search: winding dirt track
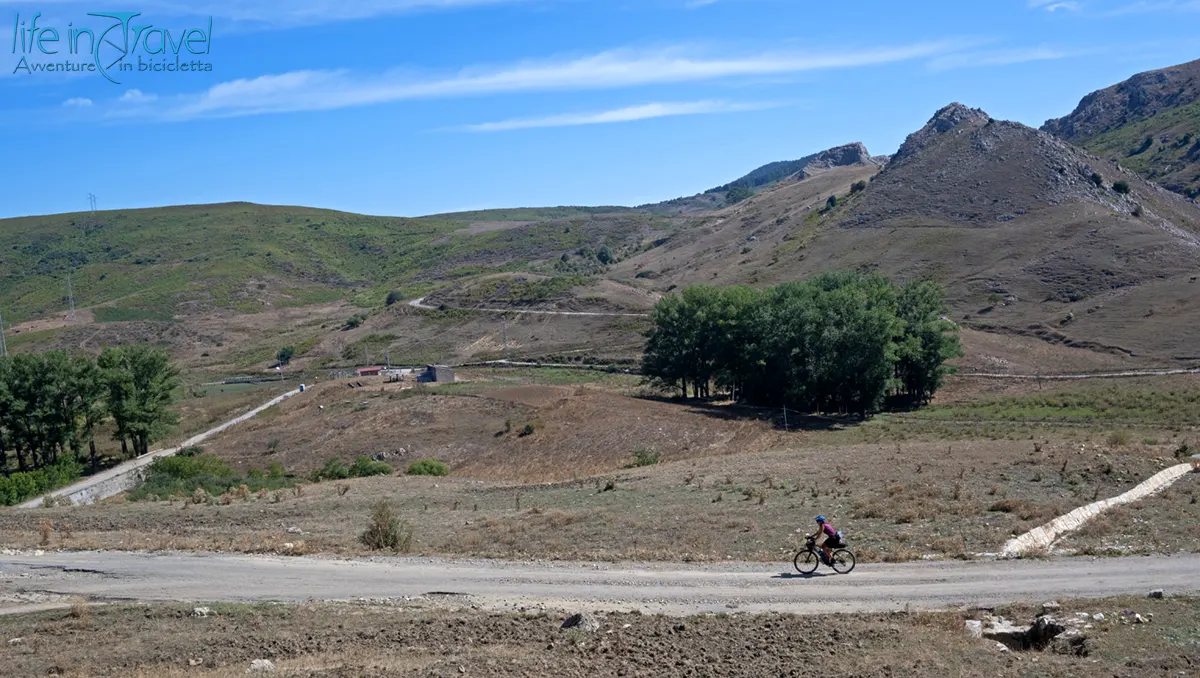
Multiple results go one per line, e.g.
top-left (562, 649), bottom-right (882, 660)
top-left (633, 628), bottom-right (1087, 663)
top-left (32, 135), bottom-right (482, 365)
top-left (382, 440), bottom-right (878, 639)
top-left (3, 550), bottom-right (1198, 616)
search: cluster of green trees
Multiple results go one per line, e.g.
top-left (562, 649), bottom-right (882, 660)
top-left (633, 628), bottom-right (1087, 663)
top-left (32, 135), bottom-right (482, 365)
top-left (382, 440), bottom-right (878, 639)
top-left (641, 271), bottom-right (962, 416)
top-left (0, 346), bottom-right (180, 503)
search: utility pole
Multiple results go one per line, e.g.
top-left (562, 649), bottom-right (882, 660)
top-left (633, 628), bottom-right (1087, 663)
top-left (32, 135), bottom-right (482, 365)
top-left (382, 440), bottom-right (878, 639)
top-left (66, 275), bottom-right (76, 321)
top-left (782, 404), bottom-right (788, 432)
top-left (385, 350), bottom-right (390, 369)
top-left (0, 311), bottom-right (7, 358)
top-left (87, 193), bottom-right (97, 215)
top-left (502, 320), bottom-right (510, 362)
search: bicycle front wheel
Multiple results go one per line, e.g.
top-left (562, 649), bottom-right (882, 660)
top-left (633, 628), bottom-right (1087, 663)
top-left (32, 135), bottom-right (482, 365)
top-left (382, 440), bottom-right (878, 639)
top-left (793, 550), bottom-right (820, 574)
top-left (830, 549), bottom-right (856, 574)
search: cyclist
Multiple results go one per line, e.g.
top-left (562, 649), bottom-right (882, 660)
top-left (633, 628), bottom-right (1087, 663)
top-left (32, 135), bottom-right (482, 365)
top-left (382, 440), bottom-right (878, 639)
top-left (809, 515), bottom-right (844, 563)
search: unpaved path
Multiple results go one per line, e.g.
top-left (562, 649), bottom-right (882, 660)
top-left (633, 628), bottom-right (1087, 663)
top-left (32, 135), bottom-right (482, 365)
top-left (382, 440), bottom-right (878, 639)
top-left (409, 297), bottom-right (649, 318)
top-left (2, 551), bottom-right (1197, 616)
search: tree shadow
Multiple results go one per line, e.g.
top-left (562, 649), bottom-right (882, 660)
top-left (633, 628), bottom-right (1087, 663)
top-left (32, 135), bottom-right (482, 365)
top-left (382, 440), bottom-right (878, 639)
top-left (634, 394), bottom-right (864, 432)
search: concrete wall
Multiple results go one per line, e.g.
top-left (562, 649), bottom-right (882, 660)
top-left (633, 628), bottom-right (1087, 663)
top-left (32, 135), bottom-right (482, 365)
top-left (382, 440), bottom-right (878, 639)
top-left (18, 389), bottom-right (301, 508)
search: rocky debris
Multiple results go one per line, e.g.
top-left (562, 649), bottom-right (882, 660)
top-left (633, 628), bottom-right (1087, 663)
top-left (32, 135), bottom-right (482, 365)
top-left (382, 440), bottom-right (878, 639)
top-left (247, 659), bottom-right (276, 673)
top-left (286, 527), bottom-right (303, 534)
top-left (8, 637), bottom-right (24, 645)
top-left (1149, 589), bottom-right (1165, 599)
top-left (561, 612), bottom-right (601, 633)
top-left (800, 143), bottom-right (882, 178)
top-left (1041, 601), bottom-right (1061, 614)
top-left (972, 612), bottom-right (1091, 655)
top-left (190, 607), bottom-right (212, 618)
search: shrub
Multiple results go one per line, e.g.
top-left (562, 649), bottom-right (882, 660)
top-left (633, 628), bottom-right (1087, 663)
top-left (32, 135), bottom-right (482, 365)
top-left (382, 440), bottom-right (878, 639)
top-left (343, 313), bottom-right (368, 330)
top-left (129, 453), bottom-right (292, 501)
top-left (726, 186), bottom-right (753, 204)
top-left (349, 456), bottom-right (393, 478)
top-left (850, 180), bottom-right (868, 194)
top-left (1112, 180), bottom-right (1131, 195)
top-left (825, 195), bottom-right (838, 210)
top-left (1107, 430), bottom-right (1132, 447)
top-left (0, 459), bottom-right (84, 506)
top-left (627, 446), bottom-right (661, 468)
top-left (359, 501), bottom-right (413, 552)
top-left (385, 290), bottom-right (404, 306)
top-left (321, 458), bottom-right (349, 480)
top-left (1089, 172), bottom-right (1104, 188)
top-left (406, 459), bottom-right (449, 477)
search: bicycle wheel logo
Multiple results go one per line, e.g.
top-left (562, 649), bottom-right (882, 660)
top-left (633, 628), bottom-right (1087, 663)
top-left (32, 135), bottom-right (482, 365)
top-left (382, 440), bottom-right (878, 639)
top-left (89, 12), bottom-right (140, 85)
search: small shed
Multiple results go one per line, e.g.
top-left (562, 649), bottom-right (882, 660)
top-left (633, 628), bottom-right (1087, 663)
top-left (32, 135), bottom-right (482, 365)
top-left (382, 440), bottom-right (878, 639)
top-left (356, 366), bottom-right (383, 377)
top-left (420, 364), bottom-right (455, 383)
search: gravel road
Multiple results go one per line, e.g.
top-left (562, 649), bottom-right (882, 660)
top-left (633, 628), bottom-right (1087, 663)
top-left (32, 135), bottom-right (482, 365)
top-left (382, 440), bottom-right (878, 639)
top-left (3, 550), bottom-right (1198, 616)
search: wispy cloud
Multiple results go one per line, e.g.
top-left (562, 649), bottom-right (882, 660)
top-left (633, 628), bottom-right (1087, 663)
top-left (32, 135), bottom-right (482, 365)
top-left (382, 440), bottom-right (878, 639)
top-left (927, 45), bottom-right (1085, 70)
top-left (1104, 0), bottom-right (1200, 15)
top-left (94, 41), bottom-right (959, 121)
top-left (1027, 0), bottom-right (1083, 10)
top-left (62, 97), bottom-right (93, 107)
top-left (461, 100), bottom-right (776, 132)
top-left (0, 0), bottom-right (531, 27)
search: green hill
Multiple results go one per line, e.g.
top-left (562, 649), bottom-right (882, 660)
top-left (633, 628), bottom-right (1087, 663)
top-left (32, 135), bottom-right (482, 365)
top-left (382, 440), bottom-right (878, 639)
top-left (0, 202), bottom-right (667, 326)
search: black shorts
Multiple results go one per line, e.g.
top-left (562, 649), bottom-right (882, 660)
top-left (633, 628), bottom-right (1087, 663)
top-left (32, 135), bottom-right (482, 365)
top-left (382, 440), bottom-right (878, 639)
top-left (824, 535), bottom-right (844, 549)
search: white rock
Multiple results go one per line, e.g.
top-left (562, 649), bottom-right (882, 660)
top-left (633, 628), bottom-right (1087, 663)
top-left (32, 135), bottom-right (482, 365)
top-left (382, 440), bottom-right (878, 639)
top-left (1133, 614), bottom-right (1148, 624)
top-left (1093, 613), bottom-right (1105, 621)
top-left (8, 638), bottom-right (23, 645)
top-left (965, 620), bottom-right (983, 638)
top-left (1042, 601), bottom-right (1061, 614)
top-left (247, 659), bottom-right (276, 673)
top-left (994, 642), bottom-right (1010, 653)
top-left (286, 527), bottom-right (302, 534)
top-left (191, 607), bottom-right (211, 618)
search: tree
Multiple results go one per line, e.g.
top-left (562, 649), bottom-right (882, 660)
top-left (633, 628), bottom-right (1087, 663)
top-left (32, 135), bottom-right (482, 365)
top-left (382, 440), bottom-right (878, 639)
top-left (726, 186), bottom-right (753, 204)
top-left (894, 280), bottom-right (963, 406)
top-left (98, 346), bottom-right (180, 458)
top-left (1090, 172), bottom-right (1104, 188)
top-left (597, 245), bottom-right (614, 265)
top-left (1112, 180), bottom-right (1131, 195)
top-left (825, 195), bottom-right (838, 210)
top-left (850, 180), bottom-right (868, 194)
top-left (385, 290), bottom-right (403, 306)
top-left (276, 346), bottom-right (296, 365)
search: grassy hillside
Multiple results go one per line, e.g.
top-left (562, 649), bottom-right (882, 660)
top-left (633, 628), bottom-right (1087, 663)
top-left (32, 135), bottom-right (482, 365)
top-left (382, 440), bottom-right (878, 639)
top-left (1073, 100), bottom-right (1200, 198)
top-left (0, 202), bottom-right (670, 326)
top-left (1043, 58), bottom-right (1200, 198)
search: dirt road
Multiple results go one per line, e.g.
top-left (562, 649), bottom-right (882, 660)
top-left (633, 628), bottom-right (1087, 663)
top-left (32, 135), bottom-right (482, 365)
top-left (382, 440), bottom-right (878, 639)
top-left (3, 550), bottom-right (1197, 616)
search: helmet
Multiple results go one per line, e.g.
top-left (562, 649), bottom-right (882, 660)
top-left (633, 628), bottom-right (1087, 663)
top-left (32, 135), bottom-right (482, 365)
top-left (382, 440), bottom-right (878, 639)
top-left (815, 515), bottom-right (826, 523)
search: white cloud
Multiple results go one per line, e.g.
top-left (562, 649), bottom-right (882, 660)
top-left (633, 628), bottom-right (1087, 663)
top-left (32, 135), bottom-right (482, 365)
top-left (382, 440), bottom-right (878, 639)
top-left (124, 41), bottom-right (962, 120)
top-left (461, 100), bottom-right (776, 132)
top-left (1028, 0), bottom-right (1083, 10)
top-left (62, 97), bottom-right (93, 107)
top-left (927, 46), bottom-right (1084, 70)
top-left (119, 89), bottom-right (158, 103)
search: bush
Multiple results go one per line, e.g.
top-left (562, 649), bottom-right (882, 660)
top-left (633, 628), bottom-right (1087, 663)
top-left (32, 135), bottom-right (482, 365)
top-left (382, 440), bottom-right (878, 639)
top-left (850, 180), bottom-right (868, 194)
top-left (406, 459), bottom-right (449, 477)
top-left (0, 459), bottom-right (84, 506)
top-left (321, 458), bottom-right (349, 480)
top-left (825, 195), bottom-right (838, 210)
top-left (1090, 172), bottom-right (1104, 188)
top-left (385, 290), bottom-right (404, 306)
top-left (343, 313), bottom-right (368, 330)
top-left (1107, 430), bottom-right (1132, 447)
top-left (627, 446), bottom-right (661, 468)
top-left (726, 186), bottom-right (753, 204)
top-left (128, 453), bottom-right (291, 501)
top-left (349, 456), bottom-right (393, 478)
top-left (359, 501), bottom-right (413, 552)
top-left (1112, 180), bottom-right (1131, 195)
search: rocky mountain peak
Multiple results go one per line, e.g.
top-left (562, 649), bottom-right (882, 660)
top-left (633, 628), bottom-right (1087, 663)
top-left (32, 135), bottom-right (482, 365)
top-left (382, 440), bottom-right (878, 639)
top-left (800, 142), bottom-right (880, 177)
top-left (890, 103), bottom-right (992, 166)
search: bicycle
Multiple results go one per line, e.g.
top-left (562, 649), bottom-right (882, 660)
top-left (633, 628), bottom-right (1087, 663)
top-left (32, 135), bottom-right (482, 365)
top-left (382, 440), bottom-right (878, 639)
top-left (793, 536), bottom-right (856, 574)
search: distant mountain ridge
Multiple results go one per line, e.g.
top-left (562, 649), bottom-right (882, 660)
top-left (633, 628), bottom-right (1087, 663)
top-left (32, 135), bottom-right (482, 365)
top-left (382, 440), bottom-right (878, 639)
top-left (1042, 58), bottom-right (1200, 199)
top-left (641, 142), bottom-right (884, 215)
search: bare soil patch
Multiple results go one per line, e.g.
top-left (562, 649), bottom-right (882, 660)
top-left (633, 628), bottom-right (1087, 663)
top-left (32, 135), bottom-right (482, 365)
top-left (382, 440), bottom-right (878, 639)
top-left (1, 597), bottom-right (1196, 677)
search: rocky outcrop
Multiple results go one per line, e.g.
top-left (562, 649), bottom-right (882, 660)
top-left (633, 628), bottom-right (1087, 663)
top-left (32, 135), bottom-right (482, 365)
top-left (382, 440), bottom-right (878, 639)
top-left (1042, 58), bottom-right (1200, 141)
top-left (800, 142), bottom-right (882, 177)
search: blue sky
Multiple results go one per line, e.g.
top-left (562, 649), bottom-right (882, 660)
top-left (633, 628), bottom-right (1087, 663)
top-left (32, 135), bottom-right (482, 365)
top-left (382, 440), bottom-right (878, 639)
top-left (1, 0), bottom-right (1199, 219)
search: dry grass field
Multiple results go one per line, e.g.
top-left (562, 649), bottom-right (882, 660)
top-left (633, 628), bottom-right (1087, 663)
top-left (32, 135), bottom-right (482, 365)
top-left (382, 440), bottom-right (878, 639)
top-left (1, 596), bottom-right (1197, 677)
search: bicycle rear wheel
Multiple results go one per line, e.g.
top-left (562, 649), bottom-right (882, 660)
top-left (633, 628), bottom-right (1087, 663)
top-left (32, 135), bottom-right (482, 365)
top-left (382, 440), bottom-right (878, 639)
top-left (793, 550), bottom-right (819, 574)
top-left (830, 549), bottom-right (856, 574)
